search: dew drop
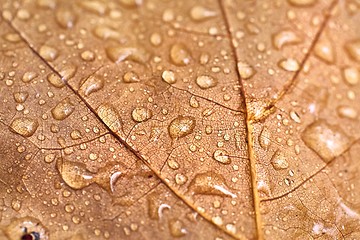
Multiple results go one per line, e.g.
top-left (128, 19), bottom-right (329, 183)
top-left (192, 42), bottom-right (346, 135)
top-left (11, 199), bottom-right (21, 211)
top-left (13, 91), bottom-right (29, 103)
top-left (56, 8), bottom-right (77, 28)
top-left (80, 50), bottom-right (96, 61)
top-left (2, 33), bottom-right (21, 43)
top-left (287, 0), bottom-right (318, 6)
top-left (39, 45), bottom-right (58, 61)
top-left (47, 73), bottom-right (65, 88)
top-left (345, 39), bottom-right (360, 62)
top-left (10, 117), bottom-right (39, 137)
top-left (22, 72), bottom-right (38, 83)
top-left (170, 43), bottom-right (192, 66)
top-left (175, 173), bottom-right (188, 185)
top-left (290, 110), bottom-right (301, 123)
top-left (237, 61), bottom-right (256, 79)
top-left (57, 158), bottom-right (94, 189)
top-left (342, 67), bottom-right (359, 86)
top-left (70, 130), bottom-right (82, 140)
top-left (190, 6), bottom-right (216, 21)
top-left (59, 65), bottom-right (77, 81)
top-left (79, 1), bottom-right (107, 15)
top-left (150, 33), bottom-right (162, 46)
top-left (131, 107), bottom-right (152, 122)
top-left (195, 75), bottom-right (218, 89)
top-left (337, 106), bottom-right (358, 120)
top-left (118, 0), bottom-right (143, 8)
top-left (272, 30), bottom-right (302, 49)
top-left (106, 46), bottom-right (150, 64)
top-left (301, 120), bottom-right (352, 162)
top-left (97, 104), bottom-right (123, 133)
top-left (213, 149), bottom-right (231, 164)
top-left (168, 116), bottom-right (196, 139)
top-left (189, 96), bottom-right (199, 108)
top-left (168, 219), bottom-right (187, 237)
top-left (259, 126), bottom-right (271, 149)
top-left (123, 71), bottom-right (140, 83)
top-left (314, 38), bottom-right (335, 64)
top-left (51, 98), bottom-right (75, 120)
top-left (44, 153), bottom-right (56, 163)
top-left (278, 58), bottom-right (300, 72)
top-left (270, 151), bottom-right (289, 170)
top-left (37, 0), bottom-right (56, 9)
top-left (188, 171), bottom-right (236, 198)
top-left (79, 75), bottom-right (104, 96)
top-left (162, 70), bottom-right (176, 84)
top-left (93, 26), bottom-right (122, 40)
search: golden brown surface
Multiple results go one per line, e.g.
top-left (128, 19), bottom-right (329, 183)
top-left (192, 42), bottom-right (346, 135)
top-left (0, 0), bottom-right (359, 239)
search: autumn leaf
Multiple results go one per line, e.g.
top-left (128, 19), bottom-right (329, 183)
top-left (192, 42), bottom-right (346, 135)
top-left (0, 0), bottom-right (359, 239)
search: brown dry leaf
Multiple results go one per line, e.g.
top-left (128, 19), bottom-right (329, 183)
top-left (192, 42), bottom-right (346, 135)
top-left (0, 0), bottom-right (359, 239)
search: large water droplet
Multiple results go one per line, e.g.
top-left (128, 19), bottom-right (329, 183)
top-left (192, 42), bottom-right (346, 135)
top-left (59, 65), bottom-right (77, 81)
top-left (314, 37), bottom-right (335, 64)
top-left (168, 116), bottom-right (196, 139)
top-left (57, 158), bottom-right (94, 189)
top-left (272, 30), bottom-right (302, 49)
top-left (10, 117), bottom-right (39, 137)
top-left (79, 1), bottom-right (107, 15)
top-left (237, 61), bottom-right (256, 79)
top-left (190, 6), bottom-right (216, 21)
top-left (97, 104), bottom-right (123, 133)
top-left (170, 43), bottom-right (192, 66)
top-left (131, 107), bottom-right (152, 122)
top-left (301, 120), bottom-right (352, 162)
top-left (337, 106), bottom-right (358, 120)
top-left (213, 149), bottom-right (231, 164)
top-left (270, 151), bottom-right (289, 170)
top-left (13, 91), bottom-right (29, 103)
top-left (51, 98), bottom-right (75, 120)
top-left (22, 72), bottom-right (38, 83)
top-left (39, 45), bottom-right (58, 61)
top-left (345, 39), bottom-right (360, 62)
top-left (56, 8), bottom-right (77, 28)
top-left (79, 75), bottom-right (104, 96)
top-left (106, 46), bottom-right (150, 64)
top-left (47, 73), bottom-right (65, 88)
top-left (188, 172), bottom-right (236, 198)
top-left (278, 58), bottom-right (300, 72)
top-left (287, 0), bottom-right (318, 6)
top-left (342, 66), bottom-right (359, 86)
top-left (162, 70), bottom-right (176, 84)
top-left (195, 75), bottom-right (218, 89)
top-left (93, 26), bottom-right (122, 40)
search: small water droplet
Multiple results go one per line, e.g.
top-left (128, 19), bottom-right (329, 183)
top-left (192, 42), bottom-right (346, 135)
top-left (190, 6), bottom-right (216, 21)
top-left (278, 58), bottom-right (300, 72)
top-left (162, 9), bottom-right (175, 22)
top-left (168, 116), bottom-right (196, 139)
top-left (39, 45), bottom-right (58, 61)
top-left (314, 37), bottom-right (335, 64)
top-left (11, 199), bottom-right (22, 211)
top-left (79, 1), bottom-right (107, 15)
top-left (345, 39), bottom-right (360, 62)
top-left (301, 120), bottom-right (352, 162)
top-left (188, 171), bottom-right (236, 198)
top-left (270, 151), bottom-right (289, 170)
top-left (97, 104), bottom-right (123, 133)
top-left (93, 26), bottom-right (122, 40)
top-left (162, 70), bottom-right (176, 84)
top-left (337, 106), bottom-right (358, 119)
top-left (150, 32), bottom-right (162, 46)
top-left (212, 216), bottom-right (223, 226)
top-left (10, 117), bottom-right (39, 137)
top-left (189, 96), bottom-right (199, 108)
top-left (59, 65), bottom-right (77, 81)
top-left (131, 107), bottom-right (152, 122)
top-left (119, 0), bottom-right (143, 8)
top-left (13, 91), bottom-right (29, 103)
top-left (272, 30), bottom-right (302, 49)
top-left (44, 153), bottom-right (56, 163)
top-left (80, 50), bottom-right (96, 61)
top-left (56, 8), bottom-right (77, 28)
top-left (79, 75), bottom-right (104, 96)
top-left (51, 98), bottom-right (75, 120)
top-left (342, 67), bottom-right (359, 86)
top-left (237, 61), bottom-right (256, 79)
top-left (170, 43), bottom-right (192, 66)
top-left (22, 72), bottom-right (38, 83)
top-left (259, 126), bottom-right (271, 149)
top-left (213, 149), bottom-right (231, 164)
top-left (37, 0), bottom-right (57, 9)
top-left (195, 75), bottom-right (218, 89)
top-left (123, 71), bottom-right (140, 83)
top-left (287, 0), bottom-right (318, 6)
top-left (47, 73), bottom-right (65, 88)
top-left (106, 46), bottom-right (150, 64)
top-left (290, 110), bottom-right (301, 123)
top-left (168, 219), bottom-right (187, 237)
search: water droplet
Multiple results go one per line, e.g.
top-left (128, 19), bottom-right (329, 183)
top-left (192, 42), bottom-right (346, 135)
top-left (170, 43), bottom-right (191, 66)
top-left (150, 32), bottom-right (162, 46)
top-left (314, 37), bottom-right (335, 64)
top-left (79, 1), bottom-right (107, 15)
top-left (39, 45), bottom-right (58, 61)
top-left (10, 117), bottom-right (39, 137)
top-left (169, 219), bottom-right (187, 237)
top-left (106, 46), bottom-right (150, 64)
top-left (13, 91), bottom-right (29, 103)
top-left (47, 73), bottom-right (65, 88)
top-left (272, 30), bottom-right (302, 49)
top-left (190, 6), bottom-right (216, 21)
top-left (93, 26), bottom-right (122, 40)
top-left (57, 158), bottom-right (94, 189)
top-left (212, 216), bottom-right (223, 226)
top-left (342, 67), bottom-right (359, 86)
top-left (4, 217), bottom-right (48, 240)
top-left (3, 33), bottom-right (21, 43)
top-left (337, 106), bottom-right (358, 119)
top-left (278, 58), bottom-right (300, 72)
top-left (79, 75), bottom-right (104, 96)
top-left (175, 173), bottom-right (188, 185)
top-left (345, 39), bottom-right (360, 62)
top-left (162, 70), bottom-right (176, 84)
top-left (237, 61), bottom-right (256, 79)
top-left (37, 0), bottom-right (56, 9)
top-left (168, 116), bottom-right (196, 139)
top-left (123, 71), bottom-right (140, 83)
top-left (301, 120), bottom-right (352, 162)
top-left (51, 98), bottom-right (75, 120)
top-left (162, 9), bottom-right (175, 22)
top-left (70, 130), bottom-right (82, 140)
top-left (259, 126), bottom-right (271, 149)
top-left (213, 149), bottom-right (231, 164)
top-left (189, 96), bottom-right (199, 108)
top-left (80, 50), bottom-right (96, 61)
top-left (44, 153), bottom-right (56, 163)
top-left (97, 104), bottom-right (123, 133)
top-left (188, 171), bottom-right (236, 198)
top-left (22, 72), bottom-right (38, 83)
top-left (195, 75), bottom-right (218, 89)
top-left (287, 0), bottom-right (317, 6)
top-left (131, 107), bottom-right (152, 122)
top-left (56, 8), bottom-right (77, 28)
top-left (290, 110), bottom-right (301, 123)
top-left (59, 65), bottom-right (77, 81)
top-left (118, 0), bottom-right (143, 8)
top-left (11, 199), bottom-right (21, 211)
top-left (270, 151), bottom-right (289, 170)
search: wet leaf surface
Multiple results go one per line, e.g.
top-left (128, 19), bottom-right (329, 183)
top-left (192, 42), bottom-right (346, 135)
top-left (0, 0), bottom-right (359, 239)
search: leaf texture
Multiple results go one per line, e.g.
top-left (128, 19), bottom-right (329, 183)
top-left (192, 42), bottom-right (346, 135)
top-left (0, 0), bottom-right (359, 239)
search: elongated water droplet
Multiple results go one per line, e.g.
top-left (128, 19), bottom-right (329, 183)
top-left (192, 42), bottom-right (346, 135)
top-left (314, 37), bottom-right (335, 64)
top-left (123, 71), bottom-right (140, 83)
top-left (170, 43), bottom-right (191, 66)
top-left (287, 0), bottom-right (318, 6)
top-left (213, 149), bottom-right (231, 164)
top-left (237, 61), bottom-right (256, 79)
top-left (79, 1), bottom-right (107, 15)
top-left (47, 73), bottom-right (65, 88)
top-left (272, 30), bottom-right (302, 49)
top-left (93, 26), bottom-right (122, 40)
top-left (131, 107), bottom-right (152, 122)
top-left (106, 46), bottom-right (150, 64)
top-left (51, 98), bottom-right (75, 120)
top-left (196, 75), bottom-right (218, 89)
top-left (97, 104), bottom-right (123, 133)
top-left (270, 151), bottom-right (289, 170)
top-left (345, 39), bottom-right (360, 62)
top-left (342, 67), bottom-right (359, 86)
top-left (337, 106), bottom-right (358, 119)
top-left (37, 0), bottom-right (56, 9)
top-left (190, 6), bottom-right (216, 21)
top-left (3, 33), bottom-right (21, 43)
top-left (10, 117), bottom-right (39, 137)
top-left (56, 8), bottom-right (77, 28)
top-left (278, 58), bottom-right (300, 72)
top-left (22, 72), bottom-right (38, 83)
top-left (79, 75), bottom-right (104, 96)
top-left (119, 0), bottom-right (142, 8)
top-left (259, 126), bottom-right (271, 149)
top-left (39, 45), bottom-right (58, 61)
top-left (301, 120), bottom-right (352, 162)
top-left (168, 116), bottom-right (196, 139)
